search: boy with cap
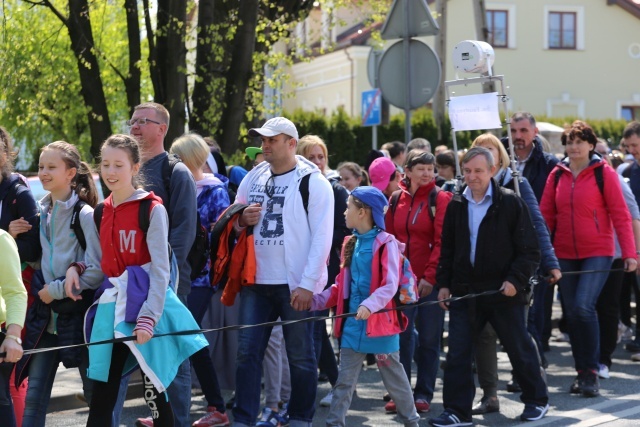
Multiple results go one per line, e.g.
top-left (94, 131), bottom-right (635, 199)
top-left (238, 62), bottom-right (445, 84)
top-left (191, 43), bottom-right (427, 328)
top-left (310, 186), bottom-right (420, 427)
top-left (369, 157), bottom-right (402, 198)
top-left (232, 116), bottom-right (334, 427)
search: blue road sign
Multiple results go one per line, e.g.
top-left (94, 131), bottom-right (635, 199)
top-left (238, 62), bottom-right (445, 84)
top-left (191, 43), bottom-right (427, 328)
top-left (362, 89), bottom-right (382, 126)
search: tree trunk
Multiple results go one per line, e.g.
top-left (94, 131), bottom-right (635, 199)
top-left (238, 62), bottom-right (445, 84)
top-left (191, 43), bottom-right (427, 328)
top-left (190, 0), bottom-right (216, 135)
top-left (434, 0), bottom-right (447, 145)
top-left (217, 0), bottom-right (259, 156)
top-left (156, 0), bottom-right (188, 148)
top-left (124, 0), bottom-right (141, 116)
top-left (67, 0), bottom-right (112, 160)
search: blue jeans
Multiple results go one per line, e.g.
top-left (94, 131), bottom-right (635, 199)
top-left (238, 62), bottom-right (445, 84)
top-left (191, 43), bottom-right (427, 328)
top-left (232, 285), bottom-right (316, 427)
top-left (312, 309), bottom-right (338, 387)
top-left (443, 297), bottom-right (547, 420)
top-left (558, 257), bottom-right (613, 373)
top-left (23, 332), bottom-right (92, 427)
top-left (112, 295), bottom-right (192, 427)
top-left (413, 292), bottom-right (445, 402)
top-left (188, 287), bottom-right (225, 411)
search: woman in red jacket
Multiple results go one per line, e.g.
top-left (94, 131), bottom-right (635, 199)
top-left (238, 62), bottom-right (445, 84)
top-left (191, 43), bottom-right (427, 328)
top-left (541, 120), bottom-right (637, 398)
top-left (383, 150), bottom-right (452, 414)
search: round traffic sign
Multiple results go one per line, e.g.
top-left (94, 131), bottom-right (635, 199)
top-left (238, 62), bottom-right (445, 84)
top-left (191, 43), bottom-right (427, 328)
top-left (378, 39), bottom-right (441, 110)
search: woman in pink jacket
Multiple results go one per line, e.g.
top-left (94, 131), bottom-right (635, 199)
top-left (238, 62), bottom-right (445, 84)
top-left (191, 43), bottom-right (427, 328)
top-left (540, 120), bottom-right (637, 398)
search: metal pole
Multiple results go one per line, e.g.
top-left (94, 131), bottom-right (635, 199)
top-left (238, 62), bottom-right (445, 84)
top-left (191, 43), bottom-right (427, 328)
top-left (403, 0), bottom-right (412, 144)
top-left (372, 125), bottom-right (378, 149)
top-left (498, 78), bottom-right (519, 196)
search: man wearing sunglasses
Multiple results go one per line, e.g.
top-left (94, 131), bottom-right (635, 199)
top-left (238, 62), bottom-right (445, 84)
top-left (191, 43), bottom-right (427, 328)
top-left (232, 117), bottom-right (334, 427)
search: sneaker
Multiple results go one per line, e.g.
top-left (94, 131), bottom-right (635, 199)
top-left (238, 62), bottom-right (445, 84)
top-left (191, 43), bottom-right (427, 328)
top-left (429, 410), bottom-right (473, 426)
top-left (135, 418), bottom-right (153, 427)
top-left (625, 337), bottom-right (640, 352)
top-left (631, 353), bottom-right (640, 362)
top-left (471, 396), bottom-right (500, 415)
top-left (520, 403), bottom-right (549, 421)
top-left (569, 371), bottom-right (584, 394)
top-left (192, 407), bottom-right (230, 427)
top-left (415, 399), bottom-right (431, 413)
top-left (320, 390), bottom-right (333, 407)
top-left (384, 400), bottom-right (397, 413)
top-left (555, 332), bottom-right (571, 343)
top-left (581, 370), bottom-right (600, 397)
top-left (597, 363), bottom-right (610, 379)
top-left (256, 407), bottom-right (289, 427)
top-left (618, 321), bottom-right (634, 343)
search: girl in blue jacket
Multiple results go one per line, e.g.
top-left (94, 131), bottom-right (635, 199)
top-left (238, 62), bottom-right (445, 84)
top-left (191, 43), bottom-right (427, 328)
top-left (311, 187), bottom-right (420, 427)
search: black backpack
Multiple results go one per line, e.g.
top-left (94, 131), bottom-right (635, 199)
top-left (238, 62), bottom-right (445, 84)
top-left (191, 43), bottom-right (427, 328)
top-left (389, 187), bottom-right (440, 222)
top-left (553, 165), bottom-right (605, 196)
top-left (162, 154), bottom-right (211, 281)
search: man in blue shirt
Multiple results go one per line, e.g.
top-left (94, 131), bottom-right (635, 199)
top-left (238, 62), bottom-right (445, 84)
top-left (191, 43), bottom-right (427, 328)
top-left (430, 147), bottom-right (548, 427)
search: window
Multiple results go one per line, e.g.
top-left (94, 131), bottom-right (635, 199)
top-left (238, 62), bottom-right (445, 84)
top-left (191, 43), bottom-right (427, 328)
top-left (486, 10), bottom-right (508, 48)
top-left (622, 106), bottom-right (640, 122)
top-left (549, 12), bottom-right (576, 49)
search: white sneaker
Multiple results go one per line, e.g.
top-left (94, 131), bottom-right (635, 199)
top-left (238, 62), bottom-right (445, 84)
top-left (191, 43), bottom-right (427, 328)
top-left (598, 363), bottom-right (610, 379)
top-left (320, 390), bottom-right (334, 407)
top-left (618, 321), bottom-right (634, 343)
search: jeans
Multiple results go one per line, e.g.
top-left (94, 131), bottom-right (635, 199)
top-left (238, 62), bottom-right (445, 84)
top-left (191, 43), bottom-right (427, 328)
top-left (232, 285), bottom-right (316, 427)
top-left (443, 297), bottom-right (548, 420)
top-left (559, 257), bottom-right (613, 373)
top-left (413, 292), bottom-right (445, 402)
top-left (188, 287), bottom-right (225, 412)
top-left (527, 277), bottom-right (547, 363)
top-left (0, 361), bottom-right (16, 427)
top-left (312, 309), bottom-right (338, 387)
top-left (23, 332), bottom-right (93, 427)
top-left (596, 258), bottom-right (625, 368)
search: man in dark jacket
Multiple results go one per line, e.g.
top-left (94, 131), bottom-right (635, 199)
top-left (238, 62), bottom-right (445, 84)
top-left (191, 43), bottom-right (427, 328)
top-left (502, 112), bottom-right (559, 203)
top-left (429, 147), bottom-right (548, 427)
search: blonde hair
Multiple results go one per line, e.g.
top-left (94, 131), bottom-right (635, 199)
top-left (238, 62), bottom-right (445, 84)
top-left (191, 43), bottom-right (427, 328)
top-left (297, 135), bottom-right (329, 165)
top-left (471, 133), bottom-right (511, 168)
top-left (170, 133), bottom-right (210, 172)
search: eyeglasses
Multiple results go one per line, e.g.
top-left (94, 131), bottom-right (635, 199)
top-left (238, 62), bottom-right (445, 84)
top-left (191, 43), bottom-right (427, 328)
top-left (265, 174), bottom-right (276, 198)
top-left (125, 117), bottom-right (162, 127)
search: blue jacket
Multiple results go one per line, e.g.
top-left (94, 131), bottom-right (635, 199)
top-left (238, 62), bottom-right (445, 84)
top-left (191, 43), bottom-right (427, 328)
top-left (496, 169), bottom-right (560, 275)
top-left (0, 173), bottom-right (41, 262)
top-left (85, 266), bottom-right (208, 392)
top-left (502, 136), bottom-right (559, 202)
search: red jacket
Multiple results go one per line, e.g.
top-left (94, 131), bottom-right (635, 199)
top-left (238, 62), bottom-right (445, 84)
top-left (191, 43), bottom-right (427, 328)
top-left (540, 158), bottom-right (635, 260)
top-left (311, 232), bottom-right (407, 338)
top-left (99, 193), bottom-right (162, 277)
top-left (385, 180), bottom-right (452, 285)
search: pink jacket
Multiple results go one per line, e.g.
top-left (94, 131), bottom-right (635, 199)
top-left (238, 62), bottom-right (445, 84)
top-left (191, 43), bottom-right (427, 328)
top-left (540, 158), bottom-right (635, 260)
top-left (311, 231), bottom-right (408, 338)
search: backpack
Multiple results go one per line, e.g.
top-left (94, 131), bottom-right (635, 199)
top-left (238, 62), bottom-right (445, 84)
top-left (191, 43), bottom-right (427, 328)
top-left (373, 238), bottom-right (419, 305)
top-left (161, 154), bottom-right (210, 281)
top-left (93, 199), bottom-right (179, 291)
top-left (553, 164), bottom-right (604, 196)
top-left (389, 186), bottom-right (440, 222)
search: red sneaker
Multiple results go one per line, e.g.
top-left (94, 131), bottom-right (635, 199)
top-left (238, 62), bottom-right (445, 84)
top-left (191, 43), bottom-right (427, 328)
top-left (384, 400), bottom-right (397, 413)
top-left (414, 399), bottom-right (430, 413)
top-left (192, 406), bottom-right (230, 427)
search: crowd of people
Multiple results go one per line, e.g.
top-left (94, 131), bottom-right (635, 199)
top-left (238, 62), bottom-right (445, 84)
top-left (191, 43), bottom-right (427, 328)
top-left (0, 110), bottom-right (640, 427)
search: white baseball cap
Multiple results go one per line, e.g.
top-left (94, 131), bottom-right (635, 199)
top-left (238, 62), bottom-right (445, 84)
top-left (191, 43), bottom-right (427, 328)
top-left (248, 117), bottom-right (299, 141)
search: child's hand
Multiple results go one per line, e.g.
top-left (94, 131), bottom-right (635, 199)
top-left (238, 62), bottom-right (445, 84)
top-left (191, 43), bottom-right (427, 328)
top-left (38, 285), bottom-right (54, 304)
top-left (8, 217), bottom-right (32, 239)
top-left (134, 329), bottom-right (152, 345)
top-left (65, 267), bottom-right (82, 301)
top-left (355, 306), bottom-right (371, 320)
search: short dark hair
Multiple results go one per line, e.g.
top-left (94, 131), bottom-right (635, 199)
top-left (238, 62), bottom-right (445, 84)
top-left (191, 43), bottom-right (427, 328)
top-left (561, 120), bottom-right (598, 150)
top-left (623, 121), bottom-right (640, 139)
top-left (404, 150), bottom-right (435, 170)
top-left (511, 112), bottom-right (536, 127)
top-left (435, 150), bottom-right (456, 169)
top-left (381, 141), bottom-right (406, 160)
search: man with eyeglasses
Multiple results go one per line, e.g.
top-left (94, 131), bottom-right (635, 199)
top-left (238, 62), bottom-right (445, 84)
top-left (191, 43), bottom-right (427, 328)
top-left (122, 102), bottom-right (197, 427)
top-left (231, 117), bottom-right (334, 427)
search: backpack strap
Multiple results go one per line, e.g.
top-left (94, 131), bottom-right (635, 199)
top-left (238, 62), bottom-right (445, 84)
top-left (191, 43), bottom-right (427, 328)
top-left (93, 202), bottom-right (104, 234)
top-left (594, 164), bottom-right (605, 197)
top-left (389, 190), bottom-right (402, 215)
top-left (71, 200), bottom-right (88, 251)
top-left (161, 153), bottom-right (182, 206)
top-left (428, 186), bottom-right (440, 222)
top-left (299, 173), bottom-right (311, 215)
top-left (138, 199), bottom-right (153, 237)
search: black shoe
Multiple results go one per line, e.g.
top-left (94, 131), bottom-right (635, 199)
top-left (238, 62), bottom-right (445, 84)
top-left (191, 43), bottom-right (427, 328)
top-left (366, 353), bottom-right (377, 366)
top-left (506, 378), bottom-right (521, 393)
top-left (625, 338), bottom-right (640, 352)
top-left (569, 372), bottom-right (584, 394)
top-left (318, 372), bottom-right (329, 382)
top-left (383, 392), bottom-right (391, 402)
top-left (581, 370), bottom-right (600, 397)
top-left (472, 396), bottom-right (500, 415)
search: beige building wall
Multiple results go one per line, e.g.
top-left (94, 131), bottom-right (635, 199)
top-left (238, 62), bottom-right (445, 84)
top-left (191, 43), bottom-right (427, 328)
top-left (283, 0), bottom-right (640, 121)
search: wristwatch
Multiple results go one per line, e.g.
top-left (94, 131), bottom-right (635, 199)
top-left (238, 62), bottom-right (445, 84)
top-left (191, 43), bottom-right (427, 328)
top-left (4, 334), bottom-right (22, 345)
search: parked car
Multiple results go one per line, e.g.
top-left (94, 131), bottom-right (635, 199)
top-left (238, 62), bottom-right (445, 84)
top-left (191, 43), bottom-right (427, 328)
top-left (26, 174), bottom-right (105, 202)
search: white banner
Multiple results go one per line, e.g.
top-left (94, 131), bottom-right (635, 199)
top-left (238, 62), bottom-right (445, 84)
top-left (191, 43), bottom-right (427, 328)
top-left (448, 92), bottom-right (501, 131)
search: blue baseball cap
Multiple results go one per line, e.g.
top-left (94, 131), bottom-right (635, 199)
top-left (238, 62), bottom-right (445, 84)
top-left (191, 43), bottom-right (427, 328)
top-left (351, 186), bottom-right (389, 230)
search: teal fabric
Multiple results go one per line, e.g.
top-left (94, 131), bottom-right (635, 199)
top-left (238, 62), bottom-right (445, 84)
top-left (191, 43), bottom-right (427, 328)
top-left (341, 228), bottom-right (399, 354)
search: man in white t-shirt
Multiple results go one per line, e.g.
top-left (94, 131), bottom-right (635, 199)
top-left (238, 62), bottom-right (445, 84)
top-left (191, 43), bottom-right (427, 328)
top-left (232, 117), bottom-right (334, 427)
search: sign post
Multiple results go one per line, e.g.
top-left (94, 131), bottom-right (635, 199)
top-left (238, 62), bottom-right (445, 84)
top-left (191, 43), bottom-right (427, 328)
top-left (362, 89), bottom-right (382, 149)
